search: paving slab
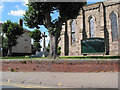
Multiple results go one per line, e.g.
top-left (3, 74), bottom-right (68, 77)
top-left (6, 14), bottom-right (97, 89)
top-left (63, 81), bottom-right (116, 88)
top-left (1, 72), bottom-right (119, 88)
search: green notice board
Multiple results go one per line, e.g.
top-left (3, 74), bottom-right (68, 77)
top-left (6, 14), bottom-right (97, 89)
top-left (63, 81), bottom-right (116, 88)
top-left (81, 38), bottom-right (105, 54)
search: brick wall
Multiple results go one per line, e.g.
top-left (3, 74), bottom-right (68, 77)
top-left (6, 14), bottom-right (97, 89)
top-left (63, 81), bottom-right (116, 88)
top-left (1, 60), bottom-right (119, 72)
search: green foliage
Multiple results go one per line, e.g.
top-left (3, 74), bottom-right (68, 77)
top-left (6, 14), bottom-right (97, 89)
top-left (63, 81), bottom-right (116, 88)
top-left (27, 60), bottom-right (32, 63)
top-left (8, 68), bottom-right (14, 72)
top-left (22, 60), bottom-right (27, 64)
top-left (23, 2), bottom-right (86, 34)
top-left (29, 29), bottom-right (42, 42)
top-left (57, 47), bottom-right (61, 55)
top-left (2, 37), bottom-right (8, 49)
top-left (2, 20), bottom-right (24, 48)
top-left (15, 67), bottom-right (18, 70)
top-left (59, 56), bottom-right (120, 59)
top-left (30, 29), bottom-right (42, 52)
top-left (33, 42), bottom-right (41, 51)
top-left (23, 2), bottom-right (86, 58)
top-left (20, 60), bottom-right (27, 64)
top-left (2, 36), bottom-right (8, 56)
top-left (59, 2), bottom-right (86, 21)
top-left (1, 56), bottom-right (47, 59)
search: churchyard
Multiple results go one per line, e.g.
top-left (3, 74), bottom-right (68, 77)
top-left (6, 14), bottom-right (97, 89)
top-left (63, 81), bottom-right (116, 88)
top-left (0, 1), bottom-right (120, 73)
top-left (1, 1), bottom-right (120, 89)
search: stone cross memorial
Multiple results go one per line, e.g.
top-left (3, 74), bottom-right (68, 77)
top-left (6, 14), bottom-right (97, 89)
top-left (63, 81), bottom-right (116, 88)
top-left (30, 32), bottom-right (48, 58)
top-left (42, 32), bottom-right (47, 57)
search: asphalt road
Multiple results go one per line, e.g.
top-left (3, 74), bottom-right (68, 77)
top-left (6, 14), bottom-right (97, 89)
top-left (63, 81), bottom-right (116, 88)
top-left (0, 81), bottom-right (70, 89)
top-left (1, 85), bottom-right (38, 90)
top-left (0, 81), bottom-right (119, 90)
top-left (0, 85), bottom-right (119, 90)
top-left (2, 85), bottom-right (21, 88)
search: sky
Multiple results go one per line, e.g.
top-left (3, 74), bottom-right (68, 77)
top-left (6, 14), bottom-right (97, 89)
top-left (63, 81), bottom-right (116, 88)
top-left (0, 0), bottom-right (105, 47)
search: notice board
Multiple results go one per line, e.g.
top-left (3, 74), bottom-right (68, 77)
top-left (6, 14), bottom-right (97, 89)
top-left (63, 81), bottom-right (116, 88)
top-left (81, 38), bottom-right (105, 54)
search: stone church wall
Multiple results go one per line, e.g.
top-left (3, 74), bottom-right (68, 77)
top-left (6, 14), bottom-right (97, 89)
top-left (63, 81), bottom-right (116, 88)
top-left (59, 1), bottom-right (120, 56)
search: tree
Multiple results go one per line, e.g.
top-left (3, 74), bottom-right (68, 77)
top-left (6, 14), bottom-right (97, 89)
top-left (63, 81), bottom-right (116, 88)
top-left (2, 20), bottom-right (24, 56)
top-left (2, 36), bottom-right (8, 56)
top-left (47, 41), bottom-right (61, 55)
top-left (29, 29), bottom-right (42, 52)
top-left (23, 2), bottom-right (86, 58)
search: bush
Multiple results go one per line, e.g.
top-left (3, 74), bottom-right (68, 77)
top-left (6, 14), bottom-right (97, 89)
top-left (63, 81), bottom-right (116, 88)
top-left (57, 47), bottom-right (61, 55)
top-left (8, 68), bottom-right (14, 72)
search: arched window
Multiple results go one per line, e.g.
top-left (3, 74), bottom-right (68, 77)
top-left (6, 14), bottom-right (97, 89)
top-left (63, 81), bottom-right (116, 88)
top-left (110, 12), bottom-right (118, 41)
top-left (89, 17), bottom-right (95, 38)
top-left (71, 20), bottom-right (76, 44)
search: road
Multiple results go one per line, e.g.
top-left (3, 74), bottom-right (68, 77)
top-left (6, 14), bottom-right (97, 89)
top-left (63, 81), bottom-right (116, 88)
top-left (0, 82), bottom-right (119, 90)
top-left (0, 81), bottom-right (53, 88)
top-left (1, 85), bottom-right (39, 90)
top-left (2, 85), bottom-right (22, 88)
top-left (0, 81), bottom-right (70, 89)
top-left (0, 85), bottom-right (119, 90)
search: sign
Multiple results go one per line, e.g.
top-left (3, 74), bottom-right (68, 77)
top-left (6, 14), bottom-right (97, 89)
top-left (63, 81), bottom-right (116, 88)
top-left (81, 38), bottom-right (105, 54)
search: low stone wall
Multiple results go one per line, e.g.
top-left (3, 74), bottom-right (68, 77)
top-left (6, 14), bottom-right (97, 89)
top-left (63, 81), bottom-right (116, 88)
top-left (1, 59), bottom-right (119, 72)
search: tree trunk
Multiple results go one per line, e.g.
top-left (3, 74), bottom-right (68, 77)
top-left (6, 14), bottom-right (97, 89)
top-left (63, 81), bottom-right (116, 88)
top-left (48, 34), bottom-right (57, 59)
top-left (44, 11), bottom-right (63, 59)
top-left (7, 47), bottom-right (12, 56)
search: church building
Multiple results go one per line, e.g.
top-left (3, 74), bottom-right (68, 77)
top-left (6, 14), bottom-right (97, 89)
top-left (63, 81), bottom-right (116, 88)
top-left (58, 1), bottom-right (120, 56)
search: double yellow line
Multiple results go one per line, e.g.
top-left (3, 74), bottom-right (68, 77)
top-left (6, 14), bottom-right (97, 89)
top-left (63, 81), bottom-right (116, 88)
top-left (0, 82), bottom-right (50, 88)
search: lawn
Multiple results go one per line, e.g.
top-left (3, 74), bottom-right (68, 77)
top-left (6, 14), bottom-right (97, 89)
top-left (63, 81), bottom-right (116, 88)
top-left (1, 56), bottom-right (48, 59)
top-left (59, 56), bottom-right (120, 59)
top-left (1, 55), bottom-right (120, 59)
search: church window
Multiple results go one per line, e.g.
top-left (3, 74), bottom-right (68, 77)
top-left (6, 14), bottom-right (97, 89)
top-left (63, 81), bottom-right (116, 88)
top-left (71, 20), bottom-right (76, 44)
top-left (89, 17), bottom-right (95, 38)
top-left (110, 12), bottom-right (118, 41)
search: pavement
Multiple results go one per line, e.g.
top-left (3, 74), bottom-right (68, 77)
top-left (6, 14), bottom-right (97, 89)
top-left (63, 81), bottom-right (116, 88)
top-left (1, 72), bottom-right (119, 88)
top-left (1, 58), bottom-right (119, 62)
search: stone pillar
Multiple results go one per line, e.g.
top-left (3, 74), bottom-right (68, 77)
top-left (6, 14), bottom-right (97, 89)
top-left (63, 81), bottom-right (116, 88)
top-left (100, 3), bottom-right (104, 31)
top-left (82, 8), bottom-right (87, 40)
top-left (100, 2), bottom-right (109, 55)
top-left (78, 9), bottom-right (84, 55)
top-left (67, 20), bottom-right (71, 56)
top-left (118, 4), bottom-right (120, 56)
top-left (60, 23), bottom-right (66, 56)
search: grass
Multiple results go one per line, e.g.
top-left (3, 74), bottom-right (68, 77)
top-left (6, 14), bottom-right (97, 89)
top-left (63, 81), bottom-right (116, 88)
top-left (1, 55), bottom-right (120, 60)
top-left (59, 56), bottom-right (120, 59)
top-left (1, 56), bottom-right (48, 59)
